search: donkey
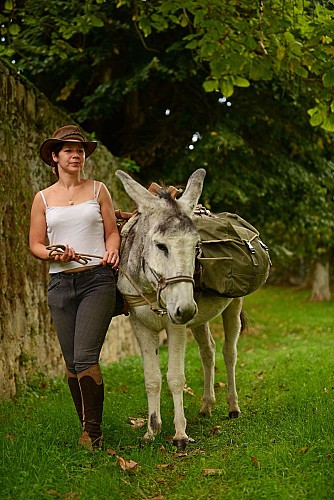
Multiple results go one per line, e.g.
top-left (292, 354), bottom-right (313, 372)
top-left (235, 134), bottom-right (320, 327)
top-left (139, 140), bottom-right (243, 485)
top-left (116, 168), bottom-right (243, 450)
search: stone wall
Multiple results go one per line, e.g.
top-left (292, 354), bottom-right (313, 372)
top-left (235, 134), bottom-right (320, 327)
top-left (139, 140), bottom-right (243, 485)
top-left (0, 59), bottom-right (139, 399)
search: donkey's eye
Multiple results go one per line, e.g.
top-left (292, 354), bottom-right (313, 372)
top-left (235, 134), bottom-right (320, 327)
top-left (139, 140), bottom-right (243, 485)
top-left (156, 243), bottom-right (168, 256)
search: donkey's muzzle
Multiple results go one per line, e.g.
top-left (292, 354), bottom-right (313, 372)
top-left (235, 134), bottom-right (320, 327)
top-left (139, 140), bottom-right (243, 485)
top-left (169, 301), bottom-right (198, 325)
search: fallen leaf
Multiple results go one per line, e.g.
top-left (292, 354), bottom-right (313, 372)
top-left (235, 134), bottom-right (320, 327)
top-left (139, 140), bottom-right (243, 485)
top-left (323, 387), bottom-right (328, 393)
top-left (128, 417), bottom-right (146, 429)
top-left (183, 384), bottom-right (194, 396)
top-left (175, 452), bottom-right (188, 458)
top-left (214, 381), bottom-right (226, 389)
top-left (4, 434), bottom-right (15, 440)
top-left (296, 446), bottom-right (309, 454)
top-left (160, 445), bottom-right (166, 453)
top-left (116, 456), bottom-right (139, 472)
top-left (209, 425), bottom-right (221, 436)
top-left (256, 371), bottom-right (264, 380)
top-left (202, 469), bottom-right (224, 476)
top-left (251, 455), bottom-right (261, 468)
top-left (156, 463), bottom-right (175, 470)
top-left (63, 493), bottom-right (80, 500)
top-left (105, 449), bottom-right (116, 455)
top-left (117, 385), bottom-right (128, 392)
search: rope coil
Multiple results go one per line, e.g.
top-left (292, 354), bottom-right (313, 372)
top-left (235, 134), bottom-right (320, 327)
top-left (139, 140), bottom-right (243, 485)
top-left (46, 244), bottom-right (167, 315)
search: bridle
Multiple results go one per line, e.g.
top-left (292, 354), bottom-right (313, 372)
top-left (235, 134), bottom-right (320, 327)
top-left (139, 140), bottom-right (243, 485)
top-left (46, 244), bottom-right (195, 316)
top-left (145, 262), bottom-right (195, 313)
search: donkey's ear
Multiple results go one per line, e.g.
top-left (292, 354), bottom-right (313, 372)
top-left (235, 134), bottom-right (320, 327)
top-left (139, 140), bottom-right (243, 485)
top-left (178, 169), bottom-right (206, 215)
top-left (115, 170), bottom-right (159, 212)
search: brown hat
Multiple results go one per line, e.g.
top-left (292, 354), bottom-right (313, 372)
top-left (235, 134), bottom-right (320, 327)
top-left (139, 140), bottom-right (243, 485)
top-left (39, 125), bottom-right (98, 166)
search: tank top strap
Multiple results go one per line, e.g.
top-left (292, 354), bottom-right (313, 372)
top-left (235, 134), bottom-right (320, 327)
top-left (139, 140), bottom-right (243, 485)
top-left (94, 181), bottom-right (103, 200)
top-left (39, 190), bottom-right (48, 208)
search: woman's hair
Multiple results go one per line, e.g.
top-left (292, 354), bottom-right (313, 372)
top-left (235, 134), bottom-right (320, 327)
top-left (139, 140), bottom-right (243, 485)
top-left (51, 142), bottom-right (87, 179)
top-left (51, 143), bottom-right (63, 178)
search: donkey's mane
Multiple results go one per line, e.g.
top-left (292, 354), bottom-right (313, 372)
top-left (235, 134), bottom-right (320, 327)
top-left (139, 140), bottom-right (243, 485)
top-left (155, 187), bottom-right (177, 202)
top-left (152, 187), bottom-right (197, 235)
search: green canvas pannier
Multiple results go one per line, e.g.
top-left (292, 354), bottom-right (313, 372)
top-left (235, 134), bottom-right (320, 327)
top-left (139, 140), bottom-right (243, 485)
top-left (193, 211), bottom-right (271, 298)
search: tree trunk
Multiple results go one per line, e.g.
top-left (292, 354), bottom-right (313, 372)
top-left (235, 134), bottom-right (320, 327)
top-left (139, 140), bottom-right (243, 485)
top-left (310, 259), bottom-right (331, 302)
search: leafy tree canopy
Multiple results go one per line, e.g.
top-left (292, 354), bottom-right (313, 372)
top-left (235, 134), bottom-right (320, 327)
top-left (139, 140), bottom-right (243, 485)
top-left (117, 0), bottom-right (334, 131)
top-left (1, 0), bottom-right (333, 265)
top-left (2, 0), bottom-right (334, 145)
top-left (171, 84), bottom-right (334, 262)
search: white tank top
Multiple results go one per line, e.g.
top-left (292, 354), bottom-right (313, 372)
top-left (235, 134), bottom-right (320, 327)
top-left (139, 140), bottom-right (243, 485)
top-left (40, 181), bottom-right (106, 273)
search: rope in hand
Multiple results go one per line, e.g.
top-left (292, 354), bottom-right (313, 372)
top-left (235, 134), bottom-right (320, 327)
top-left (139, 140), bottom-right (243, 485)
top-left (47, 244), bottom-right (102, 265)
top-left (46, 244), bottom-right (166, 315)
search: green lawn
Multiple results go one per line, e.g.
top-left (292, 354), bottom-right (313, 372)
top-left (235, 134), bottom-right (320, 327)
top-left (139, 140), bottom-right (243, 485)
top-left (1, 286), bottom-right (333, 499)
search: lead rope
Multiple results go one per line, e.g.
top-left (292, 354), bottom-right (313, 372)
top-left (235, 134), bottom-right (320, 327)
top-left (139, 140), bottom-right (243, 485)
top-left (46, 244), bottom-right (167, 315)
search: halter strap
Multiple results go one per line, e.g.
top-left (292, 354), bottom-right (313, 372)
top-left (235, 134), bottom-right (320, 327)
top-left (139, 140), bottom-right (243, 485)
top-left (144, 261), bottom-right (195, 311)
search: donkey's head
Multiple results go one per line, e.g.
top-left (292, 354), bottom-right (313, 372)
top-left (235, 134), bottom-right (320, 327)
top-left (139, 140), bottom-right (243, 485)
top-left (115, 169), bottom-right (206, 324)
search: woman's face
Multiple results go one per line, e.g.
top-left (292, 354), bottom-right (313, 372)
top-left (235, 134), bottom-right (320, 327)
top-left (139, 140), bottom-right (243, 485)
top-left (52, 142), bottom-right (86, 173)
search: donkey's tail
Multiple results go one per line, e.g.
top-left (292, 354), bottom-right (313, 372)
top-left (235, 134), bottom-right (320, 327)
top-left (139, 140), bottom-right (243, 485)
top-left (240, 309), bottom-right (249, 334)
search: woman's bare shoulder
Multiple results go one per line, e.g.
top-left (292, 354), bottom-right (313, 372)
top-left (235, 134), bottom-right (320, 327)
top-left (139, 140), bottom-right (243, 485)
top-left (40, 183), bottom-right (58, 194)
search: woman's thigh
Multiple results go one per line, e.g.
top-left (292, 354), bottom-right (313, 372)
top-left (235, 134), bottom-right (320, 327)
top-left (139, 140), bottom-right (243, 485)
top-left (74, 267), bottom-right (116, 371)
top-left (48, 274), bottom-right (77, 369)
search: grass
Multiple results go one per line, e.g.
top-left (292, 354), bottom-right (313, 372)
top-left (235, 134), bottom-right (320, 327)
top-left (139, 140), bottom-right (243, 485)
top-left (1, 286), bottom-right (334, 499)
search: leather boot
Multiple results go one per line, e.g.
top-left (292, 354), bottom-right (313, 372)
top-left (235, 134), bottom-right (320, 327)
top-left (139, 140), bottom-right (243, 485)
top-left (66, 369), bottom-right (83, 425)
top-left (78, 364), bottom-right (104, 450)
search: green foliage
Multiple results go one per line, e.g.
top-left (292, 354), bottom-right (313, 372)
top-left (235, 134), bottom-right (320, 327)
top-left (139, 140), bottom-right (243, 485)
top-left (117, 0), bottom-right (334, 131)
top-left (2, 0), bottom-right (334, 132)
top-left (1, 1), bottom-right (334, 267)
top-left (162, 85), bottom-right (334, 261)
top-left (0, 287), bottom-right (333, 499)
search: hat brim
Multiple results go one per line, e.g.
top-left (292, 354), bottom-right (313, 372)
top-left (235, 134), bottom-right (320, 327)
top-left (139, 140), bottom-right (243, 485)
top-left (40, 138), bottom-right (98, 166)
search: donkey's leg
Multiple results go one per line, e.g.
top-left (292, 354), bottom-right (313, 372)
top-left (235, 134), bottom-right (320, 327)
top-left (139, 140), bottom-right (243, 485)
top-left (166, 325), bottom-right (189, 450)
top-left (132, 320), bottom-right (162, 441)
top-left (221, 297), bottom-right (243, 419)
top-left (191, 323), bottom-right (216, 416)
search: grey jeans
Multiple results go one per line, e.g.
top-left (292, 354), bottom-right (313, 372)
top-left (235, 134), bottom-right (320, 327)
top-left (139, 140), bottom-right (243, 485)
top-left (48, 265), bottom-right (116, 374)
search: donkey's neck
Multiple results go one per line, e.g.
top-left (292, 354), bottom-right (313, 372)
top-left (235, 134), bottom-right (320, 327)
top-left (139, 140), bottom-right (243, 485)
top-left (119, 214), bottom-right (154, 295)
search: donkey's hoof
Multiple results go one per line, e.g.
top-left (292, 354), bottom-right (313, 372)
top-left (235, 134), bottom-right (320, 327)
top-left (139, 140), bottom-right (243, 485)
top-left (199, 409), bottom-right (212, 418)
top-left (229, 410), bottom-right (241, 419)
top-left (172, 437), bottom-right (189, 450)
top-left (142, 431), bottom-right (155, 442)
top-left (199, 404), bottom-right (212, 417)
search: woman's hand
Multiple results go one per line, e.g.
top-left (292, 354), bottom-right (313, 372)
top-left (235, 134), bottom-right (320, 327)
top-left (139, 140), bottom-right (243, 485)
top-left (52, 244), bottom-right (79, 263)
top-left (100, 249), bottom-right (119, 268)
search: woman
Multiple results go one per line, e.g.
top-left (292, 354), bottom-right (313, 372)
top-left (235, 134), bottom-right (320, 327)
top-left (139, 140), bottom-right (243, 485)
top-left (29, 125), bottom-right (121, 450)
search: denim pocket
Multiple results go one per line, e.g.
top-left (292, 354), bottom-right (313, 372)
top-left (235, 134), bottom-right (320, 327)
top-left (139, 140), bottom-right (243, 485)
top-left (93, 266), bottom-right (116, 283)
top-left (48, 276), bottom-right (61, 292)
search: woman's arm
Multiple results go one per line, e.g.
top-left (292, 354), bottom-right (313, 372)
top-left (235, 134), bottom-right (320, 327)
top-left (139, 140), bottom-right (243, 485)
top-left (98, 183), bottom-right (121, 268)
